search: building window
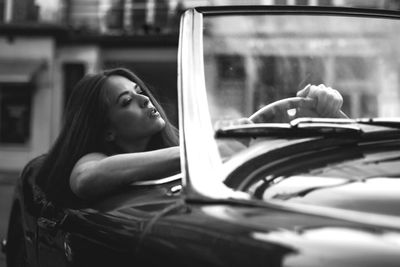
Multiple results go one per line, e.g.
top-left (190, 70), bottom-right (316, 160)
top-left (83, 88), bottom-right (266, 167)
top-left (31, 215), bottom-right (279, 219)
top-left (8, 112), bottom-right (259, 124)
top-left (0, 83), bottom-right (32, 144)
top-left (132, 0), bottom-right (147, 33)
top-left (0, 0), bottom-right (4, 22)
top-left (296, 0), bottom-right (310, 5)
top-left (12, 0), bottom-right (39, 22)
top-left (105, 0), bottom-right (125, 31)
top-left (318, 0), bottom-right (333, 6)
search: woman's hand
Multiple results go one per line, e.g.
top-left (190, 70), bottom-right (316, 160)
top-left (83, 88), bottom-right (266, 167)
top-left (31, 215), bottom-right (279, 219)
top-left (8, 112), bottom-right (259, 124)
top-left (296, 84), bottom-right (346, 118)
top-left (249, 84), bottom-right (347, 123)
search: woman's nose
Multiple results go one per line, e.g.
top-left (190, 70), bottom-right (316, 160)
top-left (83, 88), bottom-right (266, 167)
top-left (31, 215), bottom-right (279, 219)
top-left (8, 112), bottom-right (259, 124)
top-left (140, 95), bottom-right (150, 108)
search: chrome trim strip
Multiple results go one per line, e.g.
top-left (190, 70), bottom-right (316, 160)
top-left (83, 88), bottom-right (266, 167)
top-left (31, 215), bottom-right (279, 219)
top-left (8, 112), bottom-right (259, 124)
top-left (195, 5), bottom-right (400, 19)
top-left (178, 8), bottom-right (247, 200)
top-left (130, 173), bottom-right (182, 186)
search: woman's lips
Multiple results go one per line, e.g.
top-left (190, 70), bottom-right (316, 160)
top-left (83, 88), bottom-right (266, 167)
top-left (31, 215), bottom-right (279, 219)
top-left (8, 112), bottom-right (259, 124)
top-left (148, 107), bottom-right (160, 118)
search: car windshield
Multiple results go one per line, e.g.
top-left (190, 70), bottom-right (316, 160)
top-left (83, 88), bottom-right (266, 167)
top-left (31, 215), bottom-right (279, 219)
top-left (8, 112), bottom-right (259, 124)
top-left (202, 12), bottom-right (400, 161)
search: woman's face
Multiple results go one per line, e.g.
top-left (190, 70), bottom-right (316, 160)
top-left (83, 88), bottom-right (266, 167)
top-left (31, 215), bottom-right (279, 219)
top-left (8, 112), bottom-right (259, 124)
top-left (104, 75), bottom-right (166, 149)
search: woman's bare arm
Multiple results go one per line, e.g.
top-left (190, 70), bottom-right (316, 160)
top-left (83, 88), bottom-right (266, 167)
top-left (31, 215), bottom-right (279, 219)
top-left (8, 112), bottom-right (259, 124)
top-left (70, 146), bottom-right (180, 199)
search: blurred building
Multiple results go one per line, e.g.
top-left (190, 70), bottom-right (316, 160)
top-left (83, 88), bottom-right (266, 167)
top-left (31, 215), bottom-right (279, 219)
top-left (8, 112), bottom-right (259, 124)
top-left (0, 0), bottom-right (399, 172)
top-left (0, 0), bottom-right (181, 172)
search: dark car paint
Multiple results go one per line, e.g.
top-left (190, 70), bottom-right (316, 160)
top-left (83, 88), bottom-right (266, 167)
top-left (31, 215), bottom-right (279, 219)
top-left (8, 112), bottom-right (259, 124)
top-left (7, 154), bottom-right (47, 267)
top-left (36, 179), bottom-right (184, 266)
top-left (35, 188), bottom-right (400, 267)
top-left (137, 204), bottom-right (400, 267)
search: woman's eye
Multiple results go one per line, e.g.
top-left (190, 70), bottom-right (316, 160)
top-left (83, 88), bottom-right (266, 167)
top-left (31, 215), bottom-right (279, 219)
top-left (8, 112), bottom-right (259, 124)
top-left (135, 85), bottom-right (145, 95)
top-left (121, 97), bottom-right (132, 107)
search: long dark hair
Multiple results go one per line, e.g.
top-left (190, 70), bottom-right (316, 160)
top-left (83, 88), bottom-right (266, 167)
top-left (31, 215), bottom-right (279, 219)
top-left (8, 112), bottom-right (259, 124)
top-left (36, 68), bottom-right (179, 206)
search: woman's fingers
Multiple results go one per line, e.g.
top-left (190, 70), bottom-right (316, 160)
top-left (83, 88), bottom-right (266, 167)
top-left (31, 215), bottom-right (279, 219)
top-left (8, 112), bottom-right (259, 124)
top-left (296, 84), bottom-right (311, 97)
top-left (316, 86), bottom-right (330, 116)
top-left (272, 97), bottom-right (315, 111)
top-left (299, 84), bottom-right (343, 117)
top-left (250, 97), bottom-right (305, 123)
top-left (332, 89), bottom-right (343, 114)
top-left (249, 96), bottom-right (319, 123)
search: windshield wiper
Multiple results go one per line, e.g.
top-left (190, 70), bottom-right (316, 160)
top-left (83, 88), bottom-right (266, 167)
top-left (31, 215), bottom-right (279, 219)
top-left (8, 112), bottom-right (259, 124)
top-left (215, 118), bottom-right (362, 138)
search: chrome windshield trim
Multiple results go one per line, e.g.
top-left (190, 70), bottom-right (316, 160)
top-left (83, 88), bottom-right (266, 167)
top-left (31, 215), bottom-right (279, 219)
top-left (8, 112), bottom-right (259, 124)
top-left (178, 8), bottom-right (248, 200)
top-left (130, 173), bottom-right (182, 186)
top-left (195, 5), bottom-right (400, 19)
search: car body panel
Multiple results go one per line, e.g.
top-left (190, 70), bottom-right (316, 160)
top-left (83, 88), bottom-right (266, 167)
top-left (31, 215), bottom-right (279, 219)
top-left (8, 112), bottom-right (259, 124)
top-left (137, 202), bottom-right (400, 267)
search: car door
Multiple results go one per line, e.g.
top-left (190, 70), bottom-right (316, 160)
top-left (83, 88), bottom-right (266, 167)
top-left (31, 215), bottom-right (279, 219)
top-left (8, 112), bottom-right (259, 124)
top-left (36, 176), bottom-right (182, 267)
top-left (36, 201), bottom-right (70, 267)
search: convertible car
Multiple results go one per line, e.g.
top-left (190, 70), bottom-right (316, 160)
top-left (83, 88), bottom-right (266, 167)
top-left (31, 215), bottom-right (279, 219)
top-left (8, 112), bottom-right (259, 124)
top-left (3, 5), bottom-right (400, 267)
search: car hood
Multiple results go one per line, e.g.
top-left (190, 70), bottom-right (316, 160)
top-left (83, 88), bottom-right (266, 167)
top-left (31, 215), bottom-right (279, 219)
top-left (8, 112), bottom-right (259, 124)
top-left (263, 176), bottom-right (400, 217)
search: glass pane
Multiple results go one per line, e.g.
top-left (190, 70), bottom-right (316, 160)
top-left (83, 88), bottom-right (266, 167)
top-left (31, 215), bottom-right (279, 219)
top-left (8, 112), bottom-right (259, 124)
top-left (0, 85), bottom-right (32, 144)
top-left (203, 14), bottom-right (400, 124)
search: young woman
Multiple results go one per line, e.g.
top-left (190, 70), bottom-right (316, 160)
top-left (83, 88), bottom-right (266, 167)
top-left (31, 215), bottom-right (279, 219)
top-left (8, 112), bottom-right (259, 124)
top-left (37, 68), bottom-right (180, 207)
top-left (36, 68), bottom-right (343, 207)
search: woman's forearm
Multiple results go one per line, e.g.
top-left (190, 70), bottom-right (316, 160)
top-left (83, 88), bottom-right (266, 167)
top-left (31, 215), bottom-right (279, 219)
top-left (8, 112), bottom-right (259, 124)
top-left (70, 146), bottom-right (181, 199)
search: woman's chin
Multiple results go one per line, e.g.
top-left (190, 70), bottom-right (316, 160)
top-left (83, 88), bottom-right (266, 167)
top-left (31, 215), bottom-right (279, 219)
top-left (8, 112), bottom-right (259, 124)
top-left (155, 118), bottom-right (167, 130)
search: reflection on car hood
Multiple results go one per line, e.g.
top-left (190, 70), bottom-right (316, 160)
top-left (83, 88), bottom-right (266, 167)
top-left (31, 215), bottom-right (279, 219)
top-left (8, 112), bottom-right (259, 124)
top-left (264, 176), bottom-right (400, 216)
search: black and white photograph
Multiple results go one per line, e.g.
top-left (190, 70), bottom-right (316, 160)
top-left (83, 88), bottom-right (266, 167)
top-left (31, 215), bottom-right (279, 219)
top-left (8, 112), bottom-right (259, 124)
top-left (1, 0), bottom-right (400, 266)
